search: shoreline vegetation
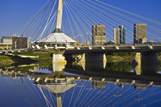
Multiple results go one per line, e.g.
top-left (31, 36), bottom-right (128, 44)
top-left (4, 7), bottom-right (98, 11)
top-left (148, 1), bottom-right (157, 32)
top-left (0, 52), bottom-right (52, 68)
top-left (0, 52), bottom-right (161, 68)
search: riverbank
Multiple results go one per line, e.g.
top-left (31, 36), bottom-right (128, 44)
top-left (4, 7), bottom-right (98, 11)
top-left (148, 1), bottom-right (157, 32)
top-left (0, 55), bottom-right (37, 67)
top-left (106, 52), bottom-right (161, 61)
top-left (106, 55), bottom-right (134, 61)
top-left (14, 52), bottom-right (52, 67)
top-left (0, 55), bottom-right (14, 67)
top-left (0, 52), bottom-right (52, 68)
top-left (1, 52), bottom-right (161, 68)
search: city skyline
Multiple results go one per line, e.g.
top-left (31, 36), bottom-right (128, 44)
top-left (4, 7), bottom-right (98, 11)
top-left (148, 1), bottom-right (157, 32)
top-left (0, 0), bottom-right (161, 43)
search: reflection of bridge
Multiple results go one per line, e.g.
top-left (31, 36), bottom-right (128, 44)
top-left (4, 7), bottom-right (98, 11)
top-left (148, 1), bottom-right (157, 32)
top-left (24, 0), bottom-right (161, 65)
top-left (1, 64), bottom-right (161, 87)
top-left (1, 63), bottom-right (161, 107)
top-left (32, 70), bottom-right (161, 107)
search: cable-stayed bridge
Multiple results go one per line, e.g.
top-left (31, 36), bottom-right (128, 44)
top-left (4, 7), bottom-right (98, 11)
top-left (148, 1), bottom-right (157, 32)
top-left (3, 0), bottom-right (159, 67)
top-left (19, 0), bottom-right (161, 44)
top-left (6, 0), bottom-right (160, 51)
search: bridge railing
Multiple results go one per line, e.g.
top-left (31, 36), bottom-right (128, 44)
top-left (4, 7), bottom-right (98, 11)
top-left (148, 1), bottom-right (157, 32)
top-left (76, 43), bottom-right (161, 48)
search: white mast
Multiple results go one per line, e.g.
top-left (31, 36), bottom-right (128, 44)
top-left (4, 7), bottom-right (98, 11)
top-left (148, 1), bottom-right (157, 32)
top-left (54, 0), bottom-right (64, 33)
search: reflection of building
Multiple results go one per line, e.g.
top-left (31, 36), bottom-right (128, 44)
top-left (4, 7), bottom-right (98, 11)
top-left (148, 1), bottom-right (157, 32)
top-left (92, 81), bottom-right (105, 88)
top-left (134, 84), bottom-right (147, 90)
top-left (134, 24), bottom-right (147, 44)
top-left (92, 25), bottom-right (106, 45)
top-left (114, 25), bottom-right (125, 44)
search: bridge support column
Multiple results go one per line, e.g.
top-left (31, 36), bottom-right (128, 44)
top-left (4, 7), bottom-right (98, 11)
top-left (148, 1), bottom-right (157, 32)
top-left (85, 53), bottom-right (106, 62)
top-left (85, 53), bottom-right (107, 71)
top-left (52, 54), bottom-right (66, 63)
top-left (133, 53), bottom-right (142, 75)
top-left (133, 52), bottom-right (158, 75)
top-left (141, 52), bottom-right (158, 74)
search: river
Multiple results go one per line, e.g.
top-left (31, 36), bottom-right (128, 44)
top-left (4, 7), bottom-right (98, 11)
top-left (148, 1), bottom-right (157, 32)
top-left (0, 60), bottom-right (161, 107)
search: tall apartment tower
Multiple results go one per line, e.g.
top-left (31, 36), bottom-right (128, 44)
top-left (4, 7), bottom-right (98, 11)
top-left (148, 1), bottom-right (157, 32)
top-left (119, 25), bottom-right (125, 44)
top-left (92, 25), bottom-right (106, 45)
top-left (134, 24), bottom-right (147, 44)
top-left (114, 28), bottom-right (120, 44)
top-left (113, 25), bottom-right (125, 44)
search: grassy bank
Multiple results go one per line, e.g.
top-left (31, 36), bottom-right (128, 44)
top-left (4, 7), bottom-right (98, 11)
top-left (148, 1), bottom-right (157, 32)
top-left (106, 52), bottom-right (161, 61)
top-left (0, 55), bottom-right (14, 67)
top-left (15, 52), bottom-right (52, 61)
top-left (0, 54), bottom-right (38, 67)
top-left (15, 52), bottom-right (52, 67)
top-left (0, 52), bottom-right (52, 68)
top-left (106, 52), bottom-right (136, 61)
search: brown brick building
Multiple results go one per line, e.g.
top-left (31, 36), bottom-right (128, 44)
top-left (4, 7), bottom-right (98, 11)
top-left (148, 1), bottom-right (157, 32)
top-left (92, 25), bottom-right (106, 45)
top-left (134, 24), bottom-right (147, 44)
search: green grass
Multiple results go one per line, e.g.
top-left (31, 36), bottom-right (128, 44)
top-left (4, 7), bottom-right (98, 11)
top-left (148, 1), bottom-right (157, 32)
top-left (15, 52), bottom-right (52, 67)
top-left (0, 55), bottom-right (14, 67)
top-left (0, 55), bottom-right (12, 60)
top-left (15, 52), bottom-right (52, 60)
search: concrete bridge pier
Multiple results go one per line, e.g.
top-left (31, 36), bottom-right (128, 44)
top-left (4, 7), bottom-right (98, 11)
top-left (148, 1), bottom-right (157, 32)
top-left (64, 52), bottom-right (107, 71)
top-left (133, 52), bottom-right (158, 75)
top-left (84, 53), bottom-right (107, 71)
top-left (141, 52), bottom-right (158, 74)
top-left (52, 54), bottom-right (66, 63)
top-left (52, 49), bottom-right (67, 64)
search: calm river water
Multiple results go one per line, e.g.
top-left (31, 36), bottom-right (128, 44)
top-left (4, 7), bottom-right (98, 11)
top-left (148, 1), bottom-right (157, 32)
top-left (0, 60), bottom-right (161, 107)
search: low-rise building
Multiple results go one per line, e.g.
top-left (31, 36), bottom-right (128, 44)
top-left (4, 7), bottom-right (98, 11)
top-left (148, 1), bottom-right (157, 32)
top-left (1, 36), bottom-right (12, 44)
top-left (0, 43), bottom-right (12, 50)
top-left (0, 34), bottom-right (28, 49)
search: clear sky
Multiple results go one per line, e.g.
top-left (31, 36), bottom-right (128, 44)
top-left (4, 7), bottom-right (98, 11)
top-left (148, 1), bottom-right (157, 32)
top-left (0, 0), bottom-right (161, 39)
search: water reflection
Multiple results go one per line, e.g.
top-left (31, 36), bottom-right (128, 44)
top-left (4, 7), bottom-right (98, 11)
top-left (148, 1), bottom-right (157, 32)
top-left (0, 60), bottom-right (161, 107)
top-left (33, 72), bottom-right (76, 107)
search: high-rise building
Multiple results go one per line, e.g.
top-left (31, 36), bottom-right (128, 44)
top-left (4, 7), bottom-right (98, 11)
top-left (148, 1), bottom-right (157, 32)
top-left (119, 25), bottom-right (125, 44)
top-left (114, 28), bottom-right (120, 44)
top-left (92, 25), bottom-right (106, 45)
top-left (134, 24), bottom-right (147, 44)
top-left (113, 25), bottom-right (125, 44)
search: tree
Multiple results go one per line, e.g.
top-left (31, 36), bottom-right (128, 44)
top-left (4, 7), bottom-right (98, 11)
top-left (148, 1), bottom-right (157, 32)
top-left (104, 41), bottom-right (115, 45)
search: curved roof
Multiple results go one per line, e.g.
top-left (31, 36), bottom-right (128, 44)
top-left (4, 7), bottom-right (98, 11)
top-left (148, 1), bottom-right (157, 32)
top-left (39, 84), bottom-right (76, 94)
top-left (38, 33), bottom-right (75, 43)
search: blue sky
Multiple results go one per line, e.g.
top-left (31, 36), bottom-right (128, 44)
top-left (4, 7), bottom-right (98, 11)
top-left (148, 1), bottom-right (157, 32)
top-left (0, 0), bottom-right (46, 37)
top-left (0, 0), bottom-right (161, 40)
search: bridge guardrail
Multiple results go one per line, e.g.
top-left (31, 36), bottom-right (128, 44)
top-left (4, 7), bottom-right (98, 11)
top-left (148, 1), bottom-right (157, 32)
top-left (75, 43), bottom-right (161, 48)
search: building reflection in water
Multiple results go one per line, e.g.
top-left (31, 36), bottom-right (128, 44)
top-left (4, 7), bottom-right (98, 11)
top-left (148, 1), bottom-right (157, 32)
top-left (0, 59), bottom-right (161, 107)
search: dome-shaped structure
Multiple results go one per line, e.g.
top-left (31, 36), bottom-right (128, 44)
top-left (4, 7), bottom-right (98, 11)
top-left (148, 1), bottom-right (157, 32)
top-left (38, 33), bottom-right (75, 43)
